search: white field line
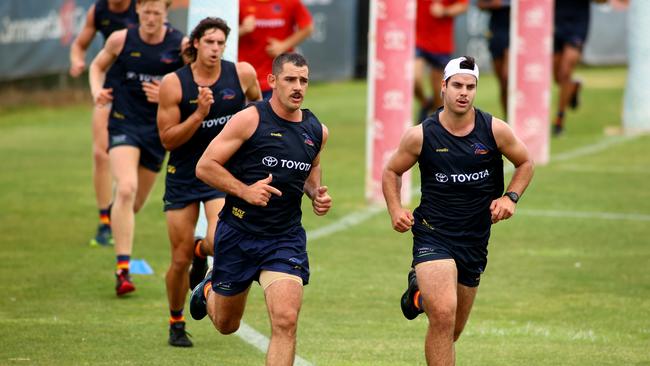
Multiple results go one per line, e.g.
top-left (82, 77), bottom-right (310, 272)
top-left (234, 323), bottom-right (313, 366)
top-left (233, 134), bottom-right (645, 364)
top-left (518, 208), bottom-right (650, 221)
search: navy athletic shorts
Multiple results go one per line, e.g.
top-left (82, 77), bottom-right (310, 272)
top-left (108, 118), bottom-right (165, 173)
top-left (411, 225), bottom-right (488, 288)
top-left (415, 48), bottom-right (452, 70)
top-left (211, 220), bottom-right (310, 296)
top-left (554, 11), bottom-right (589, 52)
top-left (163, 181), bottom-right (225, 211)
top-left (487, 8), bottom-right (510, 60)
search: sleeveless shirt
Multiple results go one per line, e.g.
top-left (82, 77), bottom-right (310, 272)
top-left (221, 101), bottom-right (323, 236)
top-left (166, 61), bottom-right (245, 190)
top-left (413, 108), bottom-right (504, 246)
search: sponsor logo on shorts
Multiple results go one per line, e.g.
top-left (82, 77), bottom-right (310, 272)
top-left (215, 282), bottom-right (233, 291)
top-left (415, 247), bottom-right (436, 258)
top-left (111, 134), bottom-right (127, 144)
top-left (112, 111), bottom-right (125, 120)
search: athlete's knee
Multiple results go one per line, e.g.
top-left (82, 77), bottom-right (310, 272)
top-left (114, 181), bottom-right (137, 203)
top-left (270, 307), bottom-right (299, 336)
top-left (169, 249), bottom-right (192, 270)
top-left (169, 256), bottom-right (192, 271)
top-left (424, 301), bottom-right (456, 330)
top-left (213, 317), bottom-right (241, 335)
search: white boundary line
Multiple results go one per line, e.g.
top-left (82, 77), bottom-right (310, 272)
top-left (518, 208), bottom-right (650, 221)
top-left (234, 323), bottom-right (313, 366)
top-left (231, 134), bottom-right (646, 365)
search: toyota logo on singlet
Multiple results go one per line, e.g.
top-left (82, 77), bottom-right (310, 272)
top-left (435, 173), bottom-right (448, 183)
top-left (262, 156), bottom-right (278, 167)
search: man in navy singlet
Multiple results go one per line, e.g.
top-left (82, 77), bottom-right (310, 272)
top-left (156, 17), bottom-right (261, 348)
top-left (383, 56), bottom-right (534, 365)
top-left (69, 0), bottom-right (138, 247)
top-left (89, 0), bottom-right (187, 299)
top-left (552, 0), bottom-right (607, 136)
top-left (190, 53), bottom-right (331, 365)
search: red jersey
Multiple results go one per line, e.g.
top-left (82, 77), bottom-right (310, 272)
top-left (239, 0), bottom-right (313, 92)
top-left (416, 0), bottom-right (468, 54)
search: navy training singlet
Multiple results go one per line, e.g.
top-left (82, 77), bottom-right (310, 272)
top-left (413, 108), bottom-right (504, 246)
top-left (221, 101), bottom-right (323, 237)
top-left (93, 0), bottom-right (138, 87)
top-left (165, 62), bottom-right (246, 193)
top-left (93, 0), bottom-right (138, 41)
top-left (109, 26), bottom-right (185, 132)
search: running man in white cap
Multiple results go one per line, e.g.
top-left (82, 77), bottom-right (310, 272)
top-left (382, 56), bottom-right (534, 365)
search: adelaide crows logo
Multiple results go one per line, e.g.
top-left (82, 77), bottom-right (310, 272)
top-left (220, 88), bottom-right (236, 100)
top-left (302, 133), bottom-right (314, 147)
top-left (160, 50), bottom-right (179, 64)
top-left (472, 143), bottom-right (490, 155)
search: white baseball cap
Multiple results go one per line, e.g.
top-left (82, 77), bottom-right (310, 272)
top-left (443, 56), bottom-right (479, 81)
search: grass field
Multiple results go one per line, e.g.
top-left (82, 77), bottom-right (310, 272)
top-left (1, 66), bottom-right (649, 365)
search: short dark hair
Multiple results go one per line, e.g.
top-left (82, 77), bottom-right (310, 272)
top-left (183, 17), bottom-right (230, 62)
top-left (272, 52), bottom-right (309, 76)
top-left (445, 56), bottom-right (478, 86)
top-left (459, 56), bottom-right (476, 71)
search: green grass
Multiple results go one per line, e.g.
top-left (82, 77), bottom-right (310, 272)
top-left (2, 66), bottom-right (649, 365)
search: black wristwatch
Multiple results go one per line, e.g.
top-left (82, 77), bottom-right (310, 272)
top-left (503, 191), bottom-right (519, 203)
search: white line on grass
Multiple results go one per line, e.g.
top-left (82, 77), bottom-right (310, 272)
top-left (518, 208), bottom-right (650, 221)
top-left (550, 134), bottom-right (640, 162)
top-left (233, 134), bottom-right (645, 364)
top-left (235, 323), bottom-right (313, 366)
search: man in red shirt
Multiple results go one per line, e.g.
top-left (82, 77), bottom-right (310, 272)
top-left (415, 0), bottom-right (469, 122)
top-left (239, 0), bottom-right (314, 99)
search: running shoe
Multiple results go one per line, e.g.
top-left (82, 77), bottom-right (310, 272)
top-left (400, 268), bottom-right (423, 320)
top-left (189, 269), bottom-right (212, 320)
top-left (168, 321), bottom-right (193, 347)
top-left (115, 269), bottom-right (135, 296)
top-left (90, 224), bottom-right (113, 247)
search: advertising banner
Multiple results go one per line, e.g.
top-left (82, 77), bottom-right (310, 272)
top-left (366, 0), bottom-right (415, 204)
top-left (508, 0), bottom-right (553, 165)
